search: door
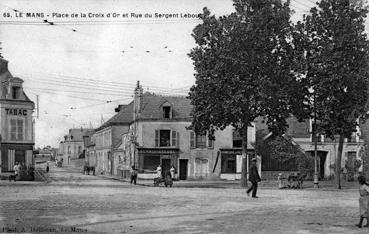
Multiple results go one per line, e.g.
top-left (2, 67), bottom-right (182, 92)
top-left (195, 158), bottom-right (209, 178)
top-left (15, 150), bottom-right (26, 165)
top-left (179, 159), bottom-right (188, 180)
top-left (161, 158), bottom-right (171, 177)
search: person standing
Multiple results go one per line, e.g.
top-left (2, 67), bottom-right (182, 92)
top-left (247, 158), bottom-right (261, 198)
top-left (130, 165), bottom-right (138, 185)
top-left (46, 162), bottom-right (50, 173)
top-left (170, 166), bottom-right (175, 179)
top-left (356, 175), bottom-right (369, 228)
top-left (156, 164), bottom-right (162, 178)
top-left (13, 162), bottom-right (19, 177)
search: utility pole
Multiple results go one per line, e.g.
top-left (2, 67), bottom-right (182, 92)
top-left (36, 95), bottom-right (39, 119)
top-left (313, 93), bottom-right (319, 188)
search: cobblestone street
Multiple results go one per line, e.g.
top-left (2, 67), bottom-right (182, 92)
top-left (0, 165), bottom-right (367, 233)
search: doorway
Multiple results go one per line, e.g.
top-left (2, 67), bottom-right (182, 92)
top-left (161, 158), bottom-right (171, 177)
top-left (15, 150), bottom-right (25, 165)
top-left (179, 159), bottom-right (188, 180)
top-left (306, 151), bottom-right (327, 179)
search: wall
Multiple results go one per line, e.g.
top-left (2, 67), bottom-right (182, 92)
top-left (0, 102), bottom-right (34, 144)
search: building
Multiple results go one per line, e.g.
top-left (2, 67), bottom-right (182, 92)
top-left (58, 128), bottom-right (94, 165)
top-left (258, 116), bottom-right (364, 179)
top-left (0, 58), bottom-right (35, 172)
top-left (92, 104), bottom-right (132, 175)
top-left (124, 82), bottom-right (256, 180)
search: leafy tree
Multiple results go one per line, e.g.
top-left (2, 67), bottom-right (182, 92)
top-left (188, 0), bottom-right (308, 187)
top-left (295, 0), bottom-right (369, 189)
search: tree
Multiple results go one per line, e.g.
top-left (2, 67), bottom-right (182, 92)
top-left (295, 0), bottom-right (369, 189)
top-left (188, 0), bottom-right (308, 187)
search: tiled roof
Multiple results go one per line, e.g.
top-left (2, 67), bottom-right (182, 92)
top-left (138, 92), bottom-right (192, 120)
top-left (96, 102), bottom-right (134, 130)
top-left (67, 128), bottom-right (95, 141)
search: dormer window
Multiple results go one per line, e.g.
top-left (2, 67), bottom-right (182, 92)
top-left (12, 86), bottom-right (20, 99)
top-left (163, 106), bottom-right (171, 119)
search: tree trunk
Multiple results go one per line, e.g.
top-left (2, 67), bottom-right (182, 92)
top-left (240, 125), bottom-right (248, 188)
top-left (335, 134), bottom-right (344, 189)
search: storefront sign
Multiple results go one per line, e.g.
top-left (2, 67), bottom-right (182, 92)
top-left (5, 108), bottom-right (27, 116)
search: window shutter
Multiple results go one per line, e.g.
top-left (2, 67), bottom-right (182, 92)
top-left (155, 130), bottom-right (159, 147)
top-left (190, 132), bottom-right (195, 148)
top-left (176, 132), bottom-right (180, 147)
top-left (172, 130), bottom-right (177, 147)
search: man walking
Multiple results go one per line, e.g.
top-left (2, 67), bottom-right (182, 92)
top-left (130, 165), bottom-right (138, 185)
top-left (247, 158), bottom-right (261, 198)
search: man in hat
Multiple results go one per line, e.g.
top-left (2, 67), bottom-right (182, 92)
top-left (247, 157), bottom-right (261, 198)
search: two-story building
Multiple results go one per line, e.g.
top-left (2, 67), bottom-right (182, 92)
top-left (0, 58), bottom-right (35, 172)
top-left (126, 81), bottom-right (256, 180)
top-left (93, 104), bottom-right (132, 175)
top-left (58, 128), bottom-right (94, 164)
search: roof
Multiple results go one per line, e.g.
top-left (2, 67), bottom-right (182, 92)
top-left (0, 58), bottom-right (34, 103)
top-left (96, 102), bottom-right (134, 131)
top-left (138, 92), bottom-right (192, 120)
top-left (66, 128), bottom-right (95, 141)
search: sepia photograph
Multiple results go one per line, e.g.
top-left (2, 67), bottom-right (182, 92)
top-left (1, 0), bottom-right (369, 233)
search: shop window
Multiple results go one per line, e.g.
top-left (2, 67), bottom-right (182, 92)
top-left (143, 155), bottom-right (160, 170)
top-left (12, 86), bottom-right (20, 99)
top-left (9, 119), bottom-right (23, 141)
top-left (190, 132), bottom-right (214, 149)
top-left (221, 154), bottom-right (236, 173)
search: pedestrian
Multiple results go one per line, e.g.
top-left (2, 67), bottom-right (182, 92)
top-left (13, 162), bottom-right (19, 177)
top-left (170, 165), bottom-right (175, 179)
top-left (46, 162), bottom-right (49, 173)
top-left (356, 175), bottom-right (369, 228)
top-left (156, 164), bottom-right (162, 179)
top-left (247, 157), bottom-right (261, 198)
top-left (130, 165), bottom-right (138, 185)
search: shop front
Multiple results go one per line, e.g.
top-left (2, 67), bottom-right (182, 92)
top-left (219, 148), bottom-right (255, 180)
top-left (137, 147), bottom-right (179, 179)
top-left (0, 143), bottom-right (33, 172)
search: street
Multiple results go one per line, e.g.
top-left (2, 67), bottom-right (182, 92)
top-left (0, 165), bottom-right (367, 234)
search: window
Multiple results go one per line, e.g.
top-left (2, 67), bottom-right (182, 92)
top-left (68, 146), bottom-right (71, 154)
top-left (232, 130), bottom-right (242, 148)
top-left (221, 154), bottom-right (236, 173)
top-left (9, 119), bottom-right (23, 140)
top-left (78, 146), bottom-right (82, 154)
top-left (143, 155), bottom-right (160, 170)
top-left (190, 132), bottom-right (214, 149)
top-left (196, 135), bottom-right (207, 148)
top-left (163, 106), bottom-right (171, 119)
top-left (155, 130), bottom-right (179, 147)
top-left (12, 86), bottom-right (20, 99)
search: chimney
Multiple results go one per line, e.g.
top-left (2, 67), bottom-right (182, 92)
top-left (0, 58), bottom-right (9, 74)
top-left (134, 80), bottom-right (143, 115)
top-left (82, 135), bottom-right (89, 148)
top-left (115, 104), bottom-right (128, 112)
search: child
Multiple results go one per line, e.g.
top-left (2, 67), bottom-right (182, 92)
top-left (356, 175), bottom-right (369, 228)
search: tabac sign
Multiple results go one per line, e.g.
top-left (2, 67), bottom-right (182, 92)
top-left (5, 108), bottom-right (27, 116)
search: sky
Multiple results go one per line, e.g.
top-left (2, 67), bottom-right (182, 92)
top-left (0, 0), bottom-right (313, 148)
